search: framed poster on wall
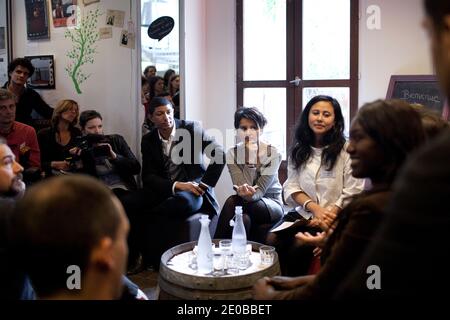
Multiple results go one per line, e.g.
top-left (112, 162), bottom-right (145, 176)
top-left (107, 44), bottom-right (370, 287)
top-left (51, 0), bottom-right (78, 28)
top-left (25, 55), bottom-right (55, 89)
top-left (25, 0), bottom-right (50, 40)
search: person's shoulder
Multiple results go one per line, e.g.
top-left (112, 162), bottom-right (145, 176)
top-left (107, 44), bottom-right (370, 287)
top-left (177, 119), bottom-right (197, 128)
top-left (70, 126), bottom-right (82, 135)
top-left (37, 126), bottom-right (52, 138)
top-left (420, 129), bottom-right (450, 156)
top-left (24, 86), bottom-right (39, 95)
top-left (361, 188), bottom-right (391, 203)
top-left (109, 134), bottom-right (131, 146)
top-left (108, 133), bottom-right (123, 140)
top-left (141, 129), bottom-right (157, 144)
top-left (350, 189), bottom-right (392, 213)
top-left (400, 129), bottom-right (450, 175)
top-left (14, 121), bottom-right (36, 133)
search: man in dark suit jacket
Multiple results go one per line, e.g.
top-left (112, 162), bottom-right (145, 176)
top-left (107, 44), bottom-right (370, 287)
top-left (334, 0), bottom-right (450, 299)
top-left (134, 97), bottom-right (225, 267)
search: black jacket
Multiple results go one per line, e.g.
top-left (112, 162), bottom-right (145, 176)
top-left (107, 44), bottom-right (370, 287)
top-left (141, 119), bottom-right (225, 215)
top-left (2, 82), bottom-right (53, 127)
top-left (81, 134), bottom-right (141, 191)
top-left (37, 126), bottom-right (82, 176)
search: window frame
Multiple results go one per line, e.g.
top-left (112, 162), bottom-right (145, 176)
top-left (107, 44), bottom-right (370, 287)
top-left (236, 0), bottom-right (359, 182)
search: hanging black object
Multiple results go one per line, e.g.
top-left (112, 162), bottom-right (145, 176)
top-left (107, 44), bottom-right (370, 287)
top-left (147, 16), bottom-right (175, 41)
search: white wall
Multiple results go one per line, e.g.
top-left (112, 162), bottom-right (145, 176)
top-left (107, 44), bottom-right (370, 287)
top-left (11, 0), bottom-right (140, 152)
top-left (359, 0), bottom-right (433, 105)
top-left (183, 0), bottom-right (206, 122)
top-left (204, 0), bottom-right (236, 206)
top-left (184, 0), bottom-right (236, 206)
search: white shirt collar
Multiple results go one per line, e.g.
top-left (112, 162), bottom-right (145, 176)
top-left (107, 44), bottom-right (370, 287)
top-left (157, 124), bottom-right (176, 142)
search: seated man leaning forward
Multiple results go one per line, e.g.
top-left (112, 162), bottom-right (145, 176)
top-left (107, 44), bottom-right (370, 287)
top-left (132, 97), bottom-right (225, 267)
top-left (8, 175), bottom-right (130, 300)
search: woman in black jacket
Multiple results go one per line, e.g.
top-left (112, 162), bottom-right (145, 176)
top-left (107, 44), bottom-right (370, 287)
top-left (37, 99), bottom-right (82, 177)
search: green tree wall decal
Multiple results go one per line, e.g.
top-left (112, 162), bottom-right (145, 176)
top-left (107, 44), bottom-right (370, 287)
top-left (64, 8), bottom-right (101, 94)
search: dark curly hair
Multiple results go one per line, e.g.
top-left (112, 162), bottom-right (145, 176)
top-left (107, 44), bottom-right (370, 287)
top-left (290, 95), bottom-right (346, 171)
top-left (8, 58), bottom-right (35, 78)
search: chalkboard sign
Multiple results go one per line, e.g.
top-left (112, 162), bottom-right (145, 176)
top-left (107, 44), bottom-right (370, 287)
top-left (148, 16), bottom-right (175, 41)
top-left (386, 75), bottom-right (446, 115)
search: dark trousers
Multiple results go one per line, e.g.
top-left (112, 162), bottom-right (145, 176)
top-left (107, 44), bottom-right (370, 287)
top-left (266, 223), bottom-right (322, 276)
top-left (214, 195), bottom-right (275, 244)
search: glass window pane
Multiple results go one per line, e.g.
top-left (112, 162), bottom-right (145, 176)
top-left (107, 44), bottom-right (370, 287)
top-left (302, 0), bottom-right (350, 80)
top-left (141, 0), bottom-right (179, 75)
top-left (244, 88), bottom-right (287, 159)
top-left (303, 87), bottom-right (350, 137)
top-left (243, 0), bottom-right (286, 81)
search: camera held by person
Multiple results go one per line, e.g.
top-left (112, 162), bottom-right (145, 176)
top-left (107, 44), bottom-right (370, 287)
top-left (71, 110), bottom-right (140, 192)
top-left (73, 133), bottom-right (112, 158)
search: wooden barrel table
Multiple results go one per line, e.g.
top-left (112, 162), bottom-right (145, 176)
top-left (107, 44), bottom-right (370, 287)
top-left (158, 240), bottom-right (280, 300)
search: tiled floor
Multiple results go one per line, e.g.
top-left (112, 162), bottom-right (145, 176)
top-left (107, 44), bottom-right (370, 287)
top-left (128, 269), bottom-right (159, 300)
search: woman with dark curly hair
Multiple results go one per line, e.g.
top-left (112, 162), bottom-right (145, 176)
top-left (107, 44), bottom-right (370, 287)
top-left (267, 95), bottom-right (365, 276)
top-left (214, 107), bottom-right (284, 243)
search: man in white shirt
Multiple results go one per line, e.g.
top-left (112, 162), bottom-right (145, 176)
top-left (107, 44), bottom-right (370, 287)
top-left (129, 97), bottom-right (225, 269)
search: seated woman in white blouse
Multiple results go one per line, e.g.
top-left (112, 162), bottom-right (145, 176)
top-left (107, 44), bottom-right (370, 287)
top-left (214, 107), bottom-right (284, 243)
top-left (267, 95), bottom-right (365, 276)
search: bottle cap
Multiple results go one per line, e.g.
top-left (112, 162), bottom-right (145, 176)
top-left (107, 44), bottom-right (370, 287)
top-left (235, 206), bottom-right (243, 214)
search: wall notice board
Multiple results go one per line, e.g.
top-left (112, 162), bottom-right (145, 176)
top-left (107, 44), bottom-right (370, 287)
top-left (386, 75), bottom-right (447, 116)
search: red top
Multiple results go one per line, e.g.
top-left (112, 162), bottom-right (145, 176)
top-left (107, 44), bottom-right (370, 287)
top-left (2, 121), bottom-right (41, 168)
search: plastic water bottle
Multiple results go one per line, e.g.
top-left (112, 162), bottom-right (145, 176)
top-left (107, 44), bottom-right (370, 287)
top-left (231, 206), bottom-right (248, 270)
top-left (197, 215), bottom-right (213, 274)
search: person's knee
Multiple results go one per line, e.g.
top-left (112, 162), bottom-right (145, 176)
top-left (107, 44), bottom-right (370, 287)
top-left (224, 195), bottom-right (241, 208)
top-left (175, 191), bottom-right (203, 214)
top-left (265, 232), bottom-right (278, 246)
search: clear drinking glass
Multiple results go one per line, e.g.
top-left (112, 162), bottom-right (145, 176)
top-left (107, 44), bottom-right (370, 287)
top-left (219, 240), bottom-right (234, 274)
top-left (259, 245), bottom-right (275, 266)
